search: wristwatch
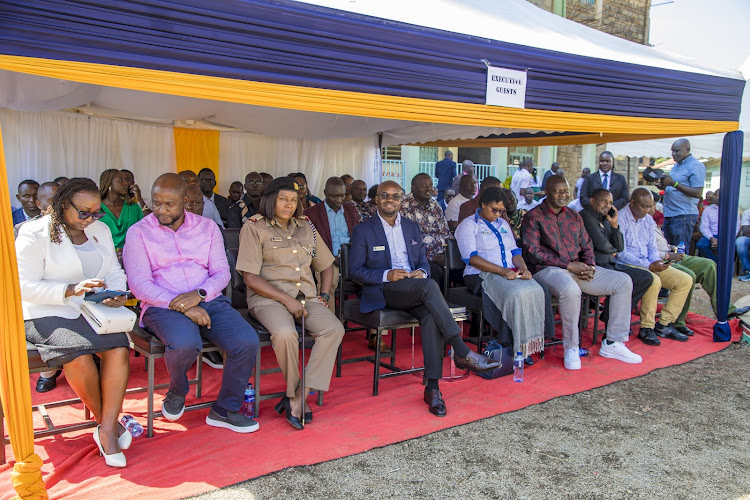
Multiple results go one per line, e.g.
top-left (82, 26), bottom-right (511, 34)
top-left (319, 292), bottom-right (330, 303)
top-left (197, 288), bottom-right (207, 301)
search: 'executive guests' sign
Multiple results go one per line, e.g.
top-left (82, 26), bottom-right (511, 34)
top-left (485, 66), bottom-right (527, 109)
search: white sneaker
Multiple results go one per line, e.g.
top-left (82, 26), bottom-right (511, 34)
top-left (564, 347), bottom-right (581, 370)
top-left (599, 341), bottom-right (642, 364)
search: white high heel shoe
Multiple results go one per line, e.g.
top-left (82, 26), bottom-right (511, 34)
top-left (93, 425), bottom-right (126, 468)
top-left (117, 423), bottom-right (132, 450)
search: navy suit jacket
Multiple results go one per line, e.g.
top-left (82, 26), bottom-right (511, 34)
top-left (12, 207), bottom-right (28, 226)
top-left (579, 170), bottom-right (629, 209)
top-left (435, 158), bottom-right (457, 191)
top-left (349, 214), bottom-right (430, 313)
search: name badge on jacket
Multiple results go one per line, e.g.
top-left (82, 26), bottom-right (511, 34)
top-left (373, 246), bottom-right (385, 251)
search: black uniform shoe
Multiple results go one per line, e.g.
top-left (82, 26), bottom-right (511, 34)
top-left (35, 370), bottom-right (62, 393)
top-left (674, 325), bottom-right (694, 337)
top-left (654, 323), bottom-right (689, 342)
top-left (637, 328), bottom-right (661, 346)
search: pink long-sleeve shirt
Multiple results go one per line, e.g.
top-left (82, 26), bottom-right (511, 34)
top-left (123, 211), bottom-right (230, 322)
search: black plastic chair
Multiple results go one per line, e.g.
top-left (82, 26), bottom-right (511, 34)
top-left (221, 227), bottom-right (241, 251)
top-left (443, 238), bottom-right (486, 352)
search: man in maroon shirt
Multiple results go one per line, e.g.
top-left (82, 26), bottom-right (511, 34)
top-left (522, 176), bottom-right (639, 371)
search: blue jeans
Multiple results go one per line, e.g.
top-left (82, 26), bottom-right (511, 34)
top-left (663, 214), bottom-right (698, 248)
top-left (737, 236), bottom-right (750, 273)
top-left (696, 235), bottom-right (719, 263)
top-left (142, 295), bottom-right (258, 412)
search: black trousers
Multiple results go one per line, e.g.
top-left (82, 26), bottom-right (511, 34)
top-left (383, 278), bottom-right (463, 379)
top-left (599, 263), bottom-right (654, 326)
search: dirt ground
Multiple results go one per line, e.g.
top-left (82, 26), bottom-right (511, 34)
top-left (192, 280), bottom-right (750, 500)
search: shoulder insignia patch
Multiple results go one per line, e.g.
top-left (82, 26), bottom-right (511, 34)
top-left (297, 215), bottom-right (309, 220)
top-left (248, 214), bottom-right (264, 222)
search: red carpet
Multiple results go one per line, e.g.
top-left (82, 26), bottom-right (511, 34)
top-left (0, 312), bottom-right (740, 499)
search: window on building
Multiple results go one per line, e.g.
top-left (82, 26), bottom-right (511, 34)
top-left (746, 166), bottom-right (750, 187)
top-left (381, 146), bottom-right (402, 161)
top-left (507, 146), bottom-right (536, 166)
top-left (419, 147), bottom-right (438, 163)
top-left (705, 172), bottom-right (713, 189)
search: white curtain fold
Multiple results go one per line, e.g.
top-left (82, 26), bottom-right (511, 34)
top-left (219, 132), bottom-right (379, 199)
top-left (0, 109), bottom-right (174, 202)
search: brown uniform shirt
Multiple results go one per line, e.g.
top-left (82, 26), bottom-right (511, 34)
top-left (236, 214), bottom-right (334, 309)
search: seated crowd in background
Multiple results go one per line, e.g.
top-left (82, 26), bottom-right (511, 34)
top-left (12, 137), bottom-right (750, 469)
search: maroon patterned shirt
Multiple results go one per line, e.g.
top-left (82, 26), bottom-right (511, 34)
top-left (521, 201), bottom-right (595, 273)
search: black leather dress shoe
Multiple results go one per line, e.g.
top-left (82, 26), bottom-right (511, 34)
top-left (454, 351), bottom-right (501, 372)
top-left (423, 389), bottom-right (446, 417)
top-left (637, 327), bottom-right (661, 346)
top-left (35, 370), bottom-right (62, 393)
top-left (674, 325), bottom-right (694, 337)
top-left (728, 305), bottom-right (750, 318)
top-left (654, 323), bottom-right (689, 342)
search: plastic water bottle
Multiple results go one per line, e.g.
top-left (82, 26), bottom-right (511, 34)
top-left (241, 384), bottom-right (255, 418)
top-left (677, 242), bottom-right (686, 254)
top-left (513, 352), bottom-right (524, 382)
top-left (120, 415), bottom-right (143, 437)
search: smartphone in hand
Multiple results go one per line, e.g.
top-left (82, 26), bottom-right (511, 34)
top-left (84, 290), bottom-right (130, 303)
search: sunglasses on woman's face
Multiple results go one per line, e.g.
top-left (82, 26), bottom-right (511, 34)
top-left (70, 201), bottom-right (106, 220)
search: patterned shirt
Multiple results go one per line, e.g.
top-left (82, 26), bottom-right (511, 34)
top-left (400, 193), bottom-right (450, 261)
top-left (346, 200), bottom-right (375, 221)
top-left (507, 209), bottom-right (525, 240)
top-left (615, 204), bottom-right (660, 269)
top-left (521, 202), bottom-right (595, 273)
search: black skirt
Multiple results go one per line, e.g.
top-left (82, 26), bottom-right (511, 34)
top-left (25, 315), bottom-right (129, 367)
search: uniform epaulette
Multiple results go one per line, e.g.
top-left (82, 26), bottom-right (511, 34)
top-left (297, 215), bottom-right (309, 220)
top-left (248, 214), bottom-right (264, 222)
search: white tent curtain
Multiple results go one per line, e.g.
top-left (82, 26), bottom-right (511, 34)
top-left (1, 109), bottom-right (380, 204)
top-left (218, 131), bottom-right (379, 199)
top-left (0, 109), bottom-right (175, 201)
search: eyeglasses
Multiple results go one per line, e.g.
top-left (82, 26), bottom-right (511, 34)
top-left (377, 193), bottom-right (403, 201)
top-left (70, 201), bottom-right (105, 220)
top-left (246, 181), bottom-right (263, 186)
top-left (484, 206), bottom-right (507, 216)
top-left (296, 184), bottom-right (307, 189)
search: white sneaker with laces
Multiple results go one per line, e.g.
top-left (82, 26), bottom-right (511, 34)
top-left (563, 347), bottom-right (581, 370)
top-left (599, 340), bottom-right (642, 364)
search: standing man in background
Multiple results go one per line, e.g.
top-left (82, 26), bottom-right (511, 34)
top-left (574, 168), bottom-right (590, 199)
top-left (579, 152), bottom-right (629, 209)
top-left (199, 168), bottom-right (232, 226)
top-left (434, 150), bottom-right (456, 210)
top-left (540, 162), bottom-right (560, 191)
top-left (510, 159), bottom-right (534, 204)
top-left (659, 139), bottom-right (705, 247)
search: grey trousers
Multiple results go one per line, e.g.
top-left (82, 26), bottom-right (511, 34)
top-left (534, 266), bottom-right (632, 348)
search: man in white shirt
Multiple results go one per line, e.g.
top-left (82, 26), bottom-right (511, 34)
top-left (574, 168), bottom-right (590, 199)
top-left (517, 187), bottom-right (540, 211)
top-left (695, 189), bottom-right (739, 263)
top-left (510, 158), bottom-right (534, 203)
top-left (444, 174), bottom-right (477, 229)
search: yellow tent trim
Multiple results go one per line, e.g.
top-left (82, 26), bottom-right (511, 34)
top-left (0, 124), bottom-right (48, 499)
top-left (0, 55), bottom-right (738, 138)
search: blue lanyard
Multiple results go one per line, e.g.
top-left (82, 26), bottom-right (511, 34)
top-left (479, 217), bottom-right (508, 268)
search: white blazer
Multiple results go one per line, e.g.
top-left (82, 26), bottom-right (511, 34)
top-left (15, 216), bottom-right (127, 321)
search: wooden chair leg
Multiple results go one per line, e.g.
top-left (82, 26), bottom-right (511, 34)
top-left (147, 355), bottom-right (155, 438)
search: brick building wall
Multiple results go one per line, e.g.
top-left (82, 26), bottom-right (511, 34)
top-left (528, 0), bottom-right (650, 177)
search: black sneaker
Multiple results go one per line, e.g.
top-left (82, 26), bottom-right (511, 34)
top-left (205, 409), bottom-right (259, 433)
top-left (674, 325), bottom-right (694, 337)
top-left (162, 391), bottom-right (185, 421)
top-left (654, 323), bottom-right (688, 342)
top-left (637, 327), bottom-right (661, 346)
top-left (202, 351), bottom-right (224, 369)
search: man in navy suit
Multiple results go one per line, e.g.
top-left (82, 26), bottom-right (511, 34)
top-left (349, 180), bottom-right (499, 417)
top-left (434, 150), bottom-right (456, 209)
top-left (579, 151), bottom-right (629, 209)
top-left (12, 179), bottom-right (40, 225)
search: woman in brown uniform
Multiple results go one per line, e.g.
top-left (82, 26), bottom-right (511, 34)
top-left (236, 177), bottom-right (345, 430)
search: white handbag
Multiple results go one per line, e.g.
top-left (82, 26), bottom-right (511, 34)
top-left (80, 301), bottom-right (137, 335)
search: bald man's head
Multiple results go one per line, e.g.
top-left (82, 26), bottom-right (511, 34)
top-left (185, 184), bottom-right (205, 216)
top-left (376, 180), bottom-right (404, 217)
top-left (629, 187), bottom-right (655, 220)
top-left (177, 170), bottom-right (199, 186)
top-left (152, 173), bottom-right (188, 228)
top-left (671, 138), bottom-right (691, 163)
top-left (544, 175), bottom-right (570, 210)
top-left (324, 176), bottom-right (346, 212)
top-left (36, 182), bottom-right (60, 213)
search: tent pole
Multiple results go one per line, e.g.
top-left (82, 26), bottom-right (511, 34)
top-left (713, 130), bottom-right (744, 341)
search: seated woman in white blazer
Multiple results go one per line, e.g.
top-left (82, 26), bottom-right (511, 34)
top-left (15, 178), bottom-right (132, 468)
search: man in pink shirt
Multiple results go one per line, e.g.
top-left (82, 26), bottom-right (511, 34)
top-left (124, 174), bottom-right (259, 434)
